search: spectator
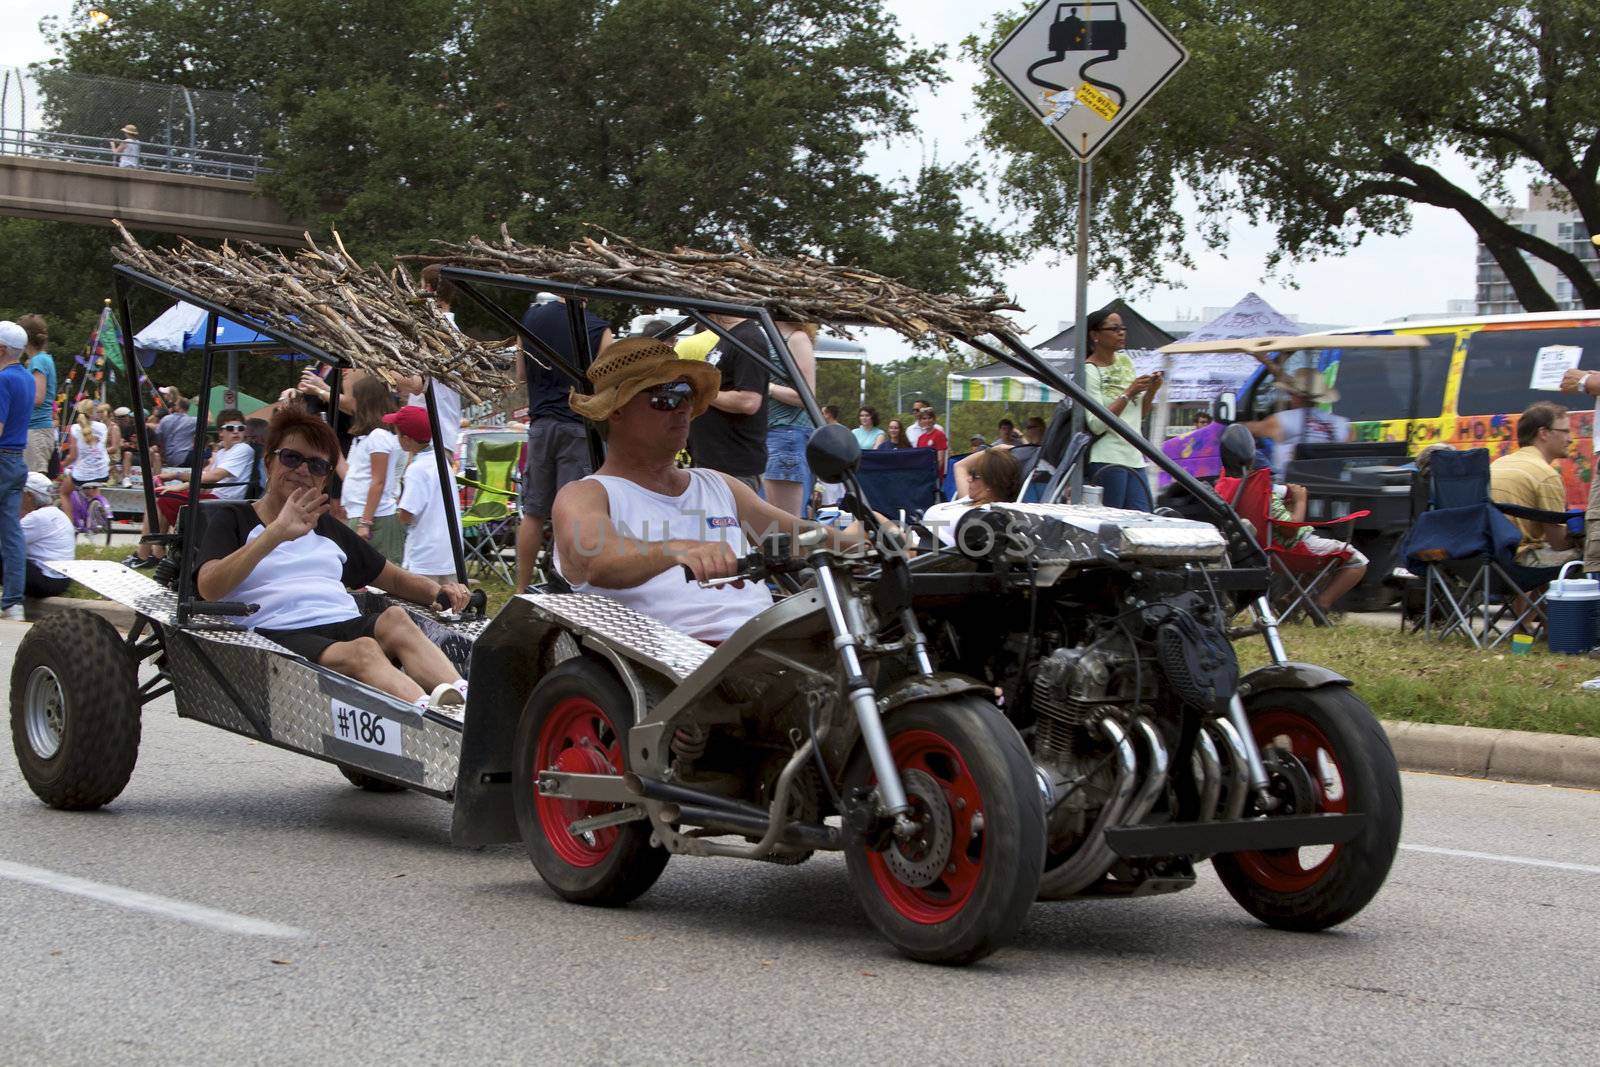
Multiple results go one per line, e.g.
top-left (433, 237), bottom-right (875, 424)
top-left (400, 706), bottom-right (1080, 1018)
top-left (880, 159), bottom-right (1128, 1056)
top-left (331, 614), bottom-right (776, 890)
top-left (637, 318), bottom-right (676, 338)
top-left (1245, 367), bottom-right (1351, 477)
top-left (396, 264), bottom-right (464, 458)
top-left (968, 432), bottom-right (988, 452)
top-left (153, 407), bottom-right (254, 532)
top-left (1270, 480), bottom-right (1369, 614)
top-left (94, 403), bottom-right (122, 475)
top-left (821, 404), bottom-right (840, 425)
top-left (675, 322), bottom-right (725, 362)
top-left (1193, 411), bottom-right (1214, 429)
top-left (57, 399), bottom-right (110, 517)
top-left (994, 418), bottom-right (1022, 446)
top-left (1023, 416), bottom-right (1047, 446)
top-left (14, 473), bottom-right (73, 599)
top-left (341, 375), bottom-right (404, 563)
top-left (0, 321), bottom-right (35, 620)
top-left (853, 407), bottom-right (887, 450)
top-left (906, 400), bottom-right (945, 446)
top-left (688, 318), bottom-right (770, 492)
top-left (764, 322), bottom-right (819, 517)
top-left (18, 316), bottom-right (55, 475)
top-left (922, 448), bottom-right (1023, 547)
top-left (155, 388), bottom-right (198, 468)
top-left (1083, 307), bottom-right (1157, 511)
top-left (516, 292), bottom-right (613, 592)
top-left (110, 124), bottom-right (141, 168)
top-left (1489, 401), bottom-right (1578, 567)
top-left (113, 406), bottom-right (140, 478)
top-left (878, 419), bottom-right (912, 449)
top-left (389, 406), bottom-right (460, 585)
top-left (912, 407), bottom-right (948, 471)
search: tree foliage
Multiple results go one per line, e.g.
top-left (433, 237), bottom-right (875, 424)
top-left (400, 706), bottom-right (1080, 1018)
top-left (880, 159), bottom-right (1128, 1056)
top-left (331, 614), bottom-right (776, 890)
top-left (965, 0), bottom-right (1600, 310)
top-left (38, 0), bottom-right (1016, 295)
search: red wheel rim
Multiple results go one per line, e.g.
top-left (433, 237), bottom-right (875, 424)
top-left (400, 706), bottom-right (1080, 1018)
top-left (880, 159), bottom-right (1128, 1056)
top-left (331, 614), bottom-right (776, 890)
top-left (1233, 709), bottom-right (1349, 893)
top-left (533, 697), bottom-right (623, 868)
top-left (865, 729), bottom-right (986, 925)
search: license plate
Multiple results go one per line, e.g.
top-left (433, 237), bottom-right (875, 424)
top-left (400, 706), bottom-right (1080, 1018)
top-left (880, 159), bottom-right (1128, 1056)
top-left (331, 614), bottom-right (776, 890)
top-left (330, 700), bottom-right (403, 756)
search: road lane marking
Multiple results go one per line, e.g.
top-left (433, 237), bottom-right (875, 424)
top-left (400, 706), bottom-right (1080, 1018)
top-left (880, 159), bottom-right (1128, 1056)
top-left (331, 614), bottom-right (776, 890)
top-left (0, 859), bottom-right (308, 938)
top-left (1401, 844), bottom-right (1600, 876)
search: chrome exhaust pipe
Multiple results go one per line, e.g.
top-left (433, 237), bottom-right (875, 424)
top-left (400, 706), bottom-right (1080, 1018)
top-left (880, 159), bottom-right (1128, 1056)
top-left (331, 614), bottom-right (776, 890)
top-left (1038, 717), bottom-right (1138, 900)
top-left (1206, 718), bottom-right (1250, 822)
top-left (1194, 728), bottom-right (1222, 823)
top-left (1121, 717), bottom-right (1170, 829)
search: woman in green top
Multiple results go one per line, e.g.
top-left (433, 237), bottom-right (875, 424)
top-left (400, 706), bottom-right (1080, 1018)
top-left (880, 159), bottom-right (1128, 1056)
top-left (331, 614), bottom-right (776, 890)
top-left (1083, 308), bottom-right (1162, 511)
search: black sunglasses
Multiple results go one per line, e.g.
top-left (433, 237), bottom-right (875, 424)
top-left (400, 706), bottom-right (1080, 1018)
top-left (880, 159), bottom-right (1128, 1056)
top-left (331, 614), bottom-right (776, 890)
top-left (645, 381), bottom-right (695, 411)
top-left (219, 422), bottom-right (246, 432)
top-left (273, 447), bottom-right (332, 477)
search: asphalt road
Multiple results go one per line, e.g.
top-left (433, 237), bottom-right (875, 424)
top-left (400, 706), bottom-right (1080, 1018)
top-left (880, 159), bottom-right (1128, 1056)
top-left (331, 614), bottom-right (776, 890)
top-left (1, 618), bottom-right (1597, 1064)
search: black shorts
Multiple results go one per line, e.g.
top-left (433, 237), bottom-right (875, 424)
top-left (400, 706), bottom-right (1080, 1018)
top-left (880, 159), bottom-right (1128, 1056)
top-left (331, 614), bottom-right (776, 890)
top-left (257, 612), bottom-right (382, 663)
top-left (521, 420), bottom-right (592, 518)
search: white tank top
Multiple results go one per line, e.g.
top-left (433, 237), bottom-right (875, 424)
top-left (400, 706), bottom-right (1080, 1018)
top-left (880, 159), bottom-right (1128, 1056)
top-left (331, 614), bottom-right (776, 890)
top-left (556, 469), bottom-right (773, 642)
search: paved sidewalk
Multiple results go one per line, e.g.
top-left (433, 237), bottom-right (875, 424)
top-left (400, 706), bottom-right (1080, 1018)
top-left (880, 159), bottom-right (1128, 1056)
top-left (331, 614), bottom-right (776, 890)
top-left (14, 597), bottom-right (1600, 791)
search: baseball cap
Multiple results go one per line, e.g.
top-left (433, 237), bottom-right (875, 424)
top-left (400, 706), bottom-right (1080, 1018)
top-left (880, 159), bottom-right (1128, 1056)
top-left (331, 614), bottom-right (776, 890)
top-left (381, 405), bottom-right (433, 442)
top-left (969, 432), bottom-right (986, 443)
top-left (113, 406), bottom-right (132, 417)
top-left (0, 321), bottom-right (27, 351)
top-left (24, 472), bottom-right (54, 503)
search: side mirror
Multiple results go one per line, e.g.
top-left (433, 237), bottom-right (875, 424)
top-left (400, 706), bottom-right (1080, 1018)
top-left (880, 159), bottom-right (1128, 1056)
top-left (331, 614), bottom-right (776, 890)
top-left (1213, 391), bottom-right (1237, 424)
top-left (1218, 423), bottom-right (1257, 476)
top-left (806, 422), bottom-right (861, 483)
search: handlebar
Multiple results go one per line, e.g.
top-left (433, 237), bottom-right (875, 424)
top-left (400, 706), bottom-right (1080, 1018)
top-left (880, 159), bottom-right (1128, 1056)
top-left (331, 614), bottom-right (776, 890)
top-left (677, 528), bottom-right (836, 587)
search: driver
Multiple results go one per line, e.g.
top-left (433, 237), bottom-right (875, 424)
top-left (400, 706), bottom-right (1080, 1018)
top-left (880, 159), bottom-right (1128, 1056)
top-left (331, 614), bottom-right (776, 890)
top-left (552, 337), bottom-right (857, 642)
top-left (194, 407), bottom-right (472, 711)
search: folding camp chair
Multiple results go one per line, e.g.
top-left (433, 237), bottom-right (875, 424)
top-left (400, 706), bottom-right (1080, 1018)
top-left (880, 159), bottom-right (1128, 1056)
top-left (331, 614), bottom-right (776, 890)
top-left (1397, 448), bottom-right (1574, 649)
top-left (455, 439), bottom-right (522, 586)
top-left (857, 448), bottom-right (941, 522)
top-left (1215, 468), bottom-right (1370, 626)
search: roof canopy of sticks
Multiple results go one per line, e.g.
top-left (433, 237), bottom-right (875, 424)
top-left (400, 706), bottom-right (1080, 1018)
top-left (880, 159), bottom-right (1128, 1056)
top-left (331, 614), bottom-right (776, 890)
top-left (112, 223), bottom-right (515, 402)
top-left (405, 226), bottom-right (1022, 346)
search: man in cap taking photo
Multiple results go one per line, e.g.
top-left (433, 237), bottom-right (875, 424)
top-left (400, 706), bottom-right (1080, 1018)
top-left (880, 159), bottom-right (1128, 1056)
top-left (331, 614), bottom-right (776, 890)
top-left (0, 322), bottom-right (38, 619)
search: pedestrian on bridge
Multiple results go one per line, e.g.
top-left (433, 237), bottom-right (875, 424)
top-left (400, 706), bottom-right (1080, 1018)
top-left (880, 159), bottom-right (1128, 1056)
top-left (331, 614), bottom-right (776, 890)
top-left (110, 124), bottom-right (141, 169)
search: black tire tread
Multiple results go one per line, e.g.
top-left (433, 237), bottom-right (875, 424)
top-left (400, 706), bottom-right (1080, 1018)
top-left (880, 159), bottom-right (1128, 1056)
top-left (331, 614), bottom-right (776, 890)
top-left (339, 766), bottom-right (407, 792)
top-left (9, 610), bottom-right (142, 810)
top-left (1213, 685), bottom-right (1402, 931)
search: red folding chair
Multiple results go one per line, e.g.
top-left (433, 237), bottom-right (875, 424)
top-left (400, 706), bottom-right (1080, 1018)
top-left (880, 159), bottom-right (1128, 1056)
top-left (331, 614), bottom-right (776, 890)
top-left (1216, 469), bottom-right (1370, 626)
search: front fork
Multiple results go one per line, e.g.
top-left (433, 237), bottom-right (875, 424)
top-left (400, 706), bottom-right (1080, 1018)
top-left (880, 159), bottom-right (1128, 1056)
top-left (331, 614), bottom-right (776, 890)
top-left (1222, 595), bottom-right (1289, 811)
top-left (811, 559), bottom-right (925, 834)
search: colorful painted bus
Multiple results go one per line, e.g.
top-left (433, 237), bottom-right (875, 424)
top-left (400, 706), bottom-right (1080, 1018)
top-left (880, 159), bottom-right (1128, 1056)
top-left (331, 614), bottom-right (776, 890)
top-left (1233, 310), bottom-right (1600, 507)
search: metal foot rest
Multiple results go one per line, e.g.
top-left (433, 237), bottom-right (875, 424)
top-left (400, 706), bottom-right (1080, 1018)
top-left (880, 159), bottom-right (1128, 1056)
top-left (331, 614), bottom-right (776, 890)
top-left (1104, 813), bottom-right (1368, 858)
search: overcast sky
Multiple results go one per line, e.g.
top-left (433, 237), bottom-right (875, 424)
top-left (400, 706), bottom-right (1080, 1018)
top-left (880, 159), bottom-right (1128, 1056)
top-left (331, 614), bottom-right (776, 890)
top-left (12, 0), bottom-right (1504, 359)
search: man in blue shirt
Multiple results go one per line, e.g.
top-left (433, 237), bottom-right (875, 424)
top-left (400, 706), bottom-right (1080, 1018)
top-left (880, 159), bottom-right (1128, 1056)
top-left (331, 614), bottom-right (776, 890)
top-left (0, 321), bottom-right (39, 619)
top-left (19, 315), bottom-right (56, 475)
top-left (514, 295), bottom-right (612, 591)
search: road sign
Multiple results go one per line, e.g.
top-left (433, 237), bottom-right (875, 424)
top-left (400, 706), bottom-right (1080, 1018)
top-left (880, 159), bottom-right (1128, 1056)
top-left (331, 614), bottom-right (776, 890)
top-left (988, 0), bottom-right (1188, 161)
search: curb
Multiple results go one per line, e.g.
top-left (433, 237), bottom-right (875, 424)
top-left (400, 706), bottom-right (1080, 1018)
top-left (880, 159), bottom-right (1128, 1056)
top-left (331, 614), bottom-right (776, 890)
top-left (14, 598), bottom-right (1600, 791)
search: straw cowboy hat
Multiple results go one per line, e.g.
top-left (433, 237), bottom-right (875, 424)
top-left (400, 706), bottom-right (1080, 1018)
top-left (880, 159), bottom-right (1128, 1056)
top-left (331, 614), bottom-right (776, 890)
top-left (119, 124), bottom-right (140, 136)
top-left (568, 337), bottom-right (722, 421)
top-left (1279, 366), bottom-right (1339, 404)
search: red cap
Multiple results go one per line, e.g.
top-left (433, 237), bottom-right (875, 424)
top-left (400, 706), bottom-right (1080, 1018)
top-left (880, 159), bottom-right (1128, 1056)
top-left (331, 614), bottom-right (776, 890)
top-left (382, 405), bottom-right (432, 442)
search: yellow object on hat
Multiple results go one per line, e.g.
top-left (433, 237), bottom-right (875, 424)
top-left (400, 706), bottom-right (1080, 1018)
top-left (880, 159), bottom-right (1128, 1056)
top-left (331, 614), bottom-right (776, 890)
top-left (569, 337), bottom-right (723, 421)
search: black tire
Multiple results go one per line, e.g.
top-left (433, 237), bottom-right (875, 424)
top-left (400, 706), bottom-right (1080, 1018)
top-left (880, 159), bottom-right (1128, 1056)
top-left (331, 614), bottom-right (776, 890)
top-left (9, 610), bottom-right (141, 810)
top-left (87, 497), bottom-right (114, 546)
top-left (843, 697), bottom-right (1046, 965)
top-left (1212, 686), bottom-right (1402, 931)
top-left (338, 766), bottom-right (406, 793)
top-left (512, 657), bottom-right (668, 906)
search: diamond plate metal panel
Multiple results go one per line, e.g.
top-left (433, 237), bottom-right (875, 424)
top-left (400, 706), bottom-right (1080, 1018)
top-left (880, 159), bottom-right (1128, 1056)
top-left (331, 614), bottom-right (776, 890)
top-left (988, 503), bottom-right (1227, 563)
top-left (50, 559), bottom-right (291, 636)
top-left (165, 633), bottom-right (267, 737)
top-left (523, 593), bottom-right (713, 682)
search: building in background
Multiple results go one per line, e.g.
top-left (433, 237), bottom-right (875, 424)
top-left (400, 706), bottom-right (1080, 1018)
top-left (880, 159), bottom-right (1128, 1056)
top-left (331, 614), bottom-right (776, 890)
top-left (1477, 185), bottom-right (1598, 315)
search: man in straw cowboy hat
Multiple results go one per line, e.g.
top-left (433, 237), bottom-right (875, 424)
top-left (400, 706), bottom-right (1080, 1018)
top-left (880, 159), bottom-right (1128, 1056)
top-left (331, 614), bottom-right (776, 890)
top-left (550, 337), bottom-right (865, 642)
top-left (110, 124), bottom-right (141, 168)
top-left (1242, 366), bottom-right (1352, 477)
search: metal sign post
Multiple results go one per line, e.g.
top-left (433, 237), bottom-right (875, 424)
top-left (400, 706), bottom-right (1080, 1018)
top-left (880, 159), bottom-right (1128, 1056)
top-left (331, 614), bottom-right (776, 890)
top-left (988, 0), bottom-right (1188, 501)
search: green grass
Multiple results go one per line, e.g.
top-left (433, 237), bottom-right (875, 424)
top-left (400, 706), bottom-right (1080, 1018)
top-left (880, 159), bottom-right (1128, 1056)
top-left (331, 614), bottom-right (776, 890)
top-left (1237, 623), bottom-right (1600, 738)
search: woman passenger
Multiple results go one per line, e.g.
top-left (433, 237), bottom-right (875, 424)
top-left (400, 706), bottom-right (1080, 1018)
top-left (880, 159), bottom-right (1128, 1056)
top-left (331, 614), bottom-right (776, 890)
top-left (340, 375), bottom-right (405, 563)
top-left (194, 407), bottom-right (471, 711)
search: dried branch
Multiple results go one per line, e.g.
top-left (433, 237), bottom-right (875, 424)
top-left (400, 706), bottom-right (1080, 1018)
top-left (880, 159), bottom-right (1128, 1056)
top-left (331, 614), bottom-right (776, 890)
top-left (402, 225), bottom-right (1023, 346)
top-left (111, 222), bottom-right (515, 403)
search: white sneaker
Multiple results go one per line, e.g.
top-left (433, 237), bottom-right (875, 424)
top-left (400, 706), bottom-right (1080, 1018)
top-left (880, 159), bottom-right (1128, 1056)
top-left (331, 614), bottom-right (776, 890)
top-left (427, 682), bottom-right (466, 715)
top-left (2, 605), bottom-right (26, 622)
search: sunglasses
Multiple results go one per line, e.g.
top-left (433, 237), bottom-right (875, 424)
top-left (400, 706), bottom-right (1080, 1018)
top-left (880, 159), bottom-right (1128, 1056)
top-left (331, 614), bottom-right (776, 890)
top-left (273, 447), bottom-right (332, 477)
top-left (219, 422), bottom-right (246, 432)
top-left (645, 381), bottom-right (695, 411)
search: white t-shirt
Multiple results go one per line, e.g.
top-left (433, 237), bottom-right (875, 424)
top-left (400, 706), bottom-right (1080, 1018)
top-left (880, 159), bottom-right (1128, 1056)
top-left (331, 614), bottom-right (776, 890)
top-left (1273, 406), bottom-right (1350, 476)
top-left (68, 422), bottom-right (111, 481)
top-left (921, 498), bottom-right (980, 548)
top-left (407, 381), bottom-right (461, 456)
top-left (906, 421), bottom-right (945, 448)
top-left (208, 441), bottom-right (257, 500)
top-left (555, 469), bottom-right (773, 642)
top-left (399, 449), bottom-right (457, 575)
top-left (22, 507), bottom-right (75, 579)
top-left (341, 428), bottom-right (401, 519)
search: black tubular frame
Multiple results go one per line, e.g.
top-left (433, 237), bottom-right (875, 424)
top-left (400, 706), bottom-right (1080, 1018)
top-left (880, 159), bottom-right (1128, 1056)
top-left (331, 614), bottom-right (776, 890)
top-left (110, 264), bottom-right (469, 623)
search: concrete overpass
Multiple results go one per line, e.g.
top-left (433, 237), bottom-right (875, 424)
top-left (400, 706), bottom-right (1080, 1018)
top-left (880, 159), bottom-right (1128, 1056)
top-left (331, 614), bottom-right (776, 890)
top-left (0, 154), bottom-right (306, 246)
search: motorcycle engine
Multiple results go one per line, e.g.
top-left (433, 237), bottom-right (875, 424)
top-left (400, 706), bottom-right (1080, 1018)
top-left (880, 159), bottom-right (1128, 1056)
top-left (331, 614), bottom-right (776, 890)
top-left (1031, 641), bottom-right (1126, 764)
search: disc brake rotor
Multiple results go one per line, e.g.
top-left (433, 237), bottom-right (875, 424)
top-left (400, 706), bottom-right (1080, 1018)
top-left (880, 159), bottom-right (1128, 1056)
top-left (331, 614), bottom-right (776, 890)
top-left (883, 769), bottom-right (954, 888)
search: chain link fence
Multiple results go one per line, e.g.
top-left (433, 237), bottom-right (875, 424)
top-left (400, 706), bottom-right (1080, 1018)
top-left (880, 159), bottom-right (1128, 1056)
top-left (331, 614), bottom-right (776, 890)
top-left (1, 66), bottom-right (270, 181)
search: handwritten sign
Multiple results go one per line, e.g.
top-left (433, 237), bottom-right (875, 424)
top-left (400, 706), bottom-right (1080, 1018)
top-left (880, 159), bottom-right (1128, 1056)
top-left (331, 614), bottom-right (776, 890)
top-left (1530, 345), bottom-right (1582, 391)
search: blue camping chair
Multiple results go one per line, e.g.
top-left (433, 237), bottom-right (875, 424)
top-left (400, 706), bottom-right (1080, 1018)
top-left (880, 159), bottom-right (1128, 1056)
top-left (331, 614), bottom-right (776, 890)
top-left (857, 448), bottom-right (941, 522)
top-left (1398, 448), bottom-right (1575, 648)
